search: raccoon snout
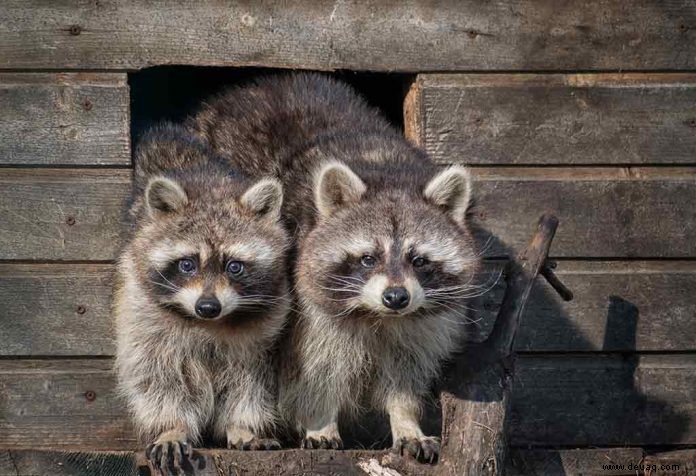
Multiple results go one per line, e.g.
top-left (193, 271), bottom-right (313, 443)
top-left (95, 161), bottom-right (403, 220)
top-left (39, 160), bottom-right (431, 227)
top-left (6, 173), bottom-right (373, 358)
top-left (195, 297), bottom-right (222, 319)
top-left (381, 287), bottom-right (410, 310)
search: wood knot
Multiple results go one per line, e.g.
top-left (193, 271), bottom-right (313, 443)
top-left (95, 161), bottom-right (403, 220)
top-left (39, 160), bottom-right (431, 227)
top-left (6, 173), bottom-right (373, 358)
top-left (83, 99), bottom-right (93, 111)
top-left (66, 216), bottom-right (76, 226)
top-left (76, 305), bottom-right (86, 315)
top-left (69, 24), bottom-right (82, 36)
top-left (84, 391), bottom-right (96, 402)
top-left (467, 29), bottom-right (479, 39)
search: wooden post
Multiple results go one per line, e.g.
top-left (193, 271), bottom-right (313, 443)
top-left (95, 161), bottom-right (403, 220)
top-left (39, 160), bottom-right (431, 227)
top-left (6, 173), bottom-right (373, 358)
top-left (436, 214), bottom-right (569, 476)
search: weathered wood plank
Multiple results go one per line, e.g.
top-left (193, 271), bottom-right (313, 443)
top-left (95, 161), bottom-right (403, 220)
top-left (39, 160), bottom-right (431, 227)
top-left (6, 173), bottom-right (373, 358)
top-left (0, 169), bottom-right (130, 260)
top-left (506, 448), bottom-right (645, 476)
top-left (1, 1), bottom-right (695, 71)
top-left (644, 449), bottom-right (696, 475)
top-left (0, 264), bottom-right (114, 356)
top-left (471, 167), bottom-right (696, 258)
top-left (0, 73), bottom-right (130, 166)
top-left (473, 261), bottom-right (696, 352)
top-left (406, 74), bottom-right (696, 165)
top-left (1, 357), bottom-right (693, 450)
top-left (0, 449), bottom-right (431, 476)
top-left (1, 261), bottom-right (693, 357)
top-left (510, 354), bottom-right (696, 446)
top-left (0, 360), bottom-right (136, 451)
top-left (1, 168), bottom-right (694, 259)
top-left (0, 450), bottom-right (139, 476)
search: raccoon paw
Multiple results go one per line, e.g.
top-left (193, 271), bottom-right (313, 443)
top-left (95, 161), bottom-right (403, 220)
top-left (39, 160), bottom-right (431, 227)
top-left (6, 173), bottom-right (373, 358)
top-left (393, 436), bottom-right (440, 464)
top-left (145, 430), bottom-right (194, 476)
top-left (228, 437), bottom-right (282, 451)
top-left (301, 435), bottom-right (343, 450)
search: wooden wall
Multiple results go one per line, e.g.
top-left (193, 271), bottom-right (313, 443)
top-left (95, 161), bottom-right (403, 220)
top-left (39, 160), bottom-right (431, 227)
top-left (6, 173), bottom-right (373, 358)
top-left (0, 1), bottom-right (695, 473)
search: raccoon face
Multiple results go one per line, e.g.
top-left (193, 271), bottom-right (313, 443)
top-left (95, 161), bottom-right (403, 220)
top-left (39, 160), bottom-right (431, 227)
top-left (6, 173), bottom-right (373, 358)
top-left (137, 176), bottom-right (288, 323)
top-left (298, 162), bottom-right (480, 321)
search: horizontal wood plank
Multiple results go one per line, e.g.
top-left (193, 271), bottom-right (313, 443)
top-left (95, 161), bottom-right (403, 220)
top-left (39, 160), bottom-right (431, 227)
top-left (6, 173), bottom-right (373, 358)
top-left (510, 354), bottom-right (696, 446)
top-left (0, 73), bottom-right (130, 166)
top-left (506, 448), bottom-right (645, 475)
top-left (2, 260), bottom-right (694, 357)
top-left (1, 1), bottom-right (695, 71)
top-left (0, 169), bottom-right (131, 260)
top-left (406, 74), bottom-right (696, 165)
top-left (1, 357), bottom-right (694, 450)
top-left (0, 264), bottom-right (114, 356)
top-left (0, 360), bottom-right (136, 451)
top-left (0, 449), bottom-right (430, 476)
top-left (1, 168), bottom-right (694, 259)
top-left (471, 167), bottom-right (696, 258)
top-left (644, 449), bottom-right (696, 475)
top-left (474, 261), bottom-right (696, 352)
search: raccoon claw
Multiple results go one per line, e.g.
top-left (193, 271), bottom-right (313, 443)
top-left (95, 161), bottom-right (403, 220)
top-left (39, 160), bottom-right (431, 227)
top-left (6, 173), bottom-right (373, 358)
top-left (228, 437), bottom-right (282, 451)
top-left (393, 436), bottom-right (440, 464)
top-left (301, 435), bottom-right (343, 450)
top-left (146, 434), bottom-right (194, 475)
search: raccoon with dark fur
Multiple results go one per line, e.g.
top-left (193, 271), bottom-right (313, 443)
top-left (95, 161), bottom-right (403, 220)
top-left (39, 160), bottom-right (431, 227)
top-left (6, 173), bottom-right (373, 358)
top-left (114, 124), bottom-right (289, 473)
top-left (188, 74), bottom-right (481, 462)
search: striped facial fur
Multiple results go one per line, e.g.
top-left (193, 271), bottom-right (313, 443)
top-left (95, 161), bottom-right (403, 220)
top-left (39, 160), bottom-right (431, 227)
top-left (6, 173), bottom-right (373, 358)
top-left (298, 163), bottom-right (481, 323)
top-left (132, 173), bottom-right (289, 326)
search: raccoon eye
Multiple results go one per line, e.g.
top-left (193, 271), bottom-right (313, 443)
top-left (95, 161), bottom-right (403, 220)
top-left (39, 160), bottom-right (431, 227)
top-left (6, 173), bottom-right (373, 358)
top-left (226, 260), bottom-right (244, 276)
top-left (360, 255), bottom-right (377, 268)
top-left (177, 258), bottom-right (197, 274)
top-left (412, 256), bottom-right (429, 268)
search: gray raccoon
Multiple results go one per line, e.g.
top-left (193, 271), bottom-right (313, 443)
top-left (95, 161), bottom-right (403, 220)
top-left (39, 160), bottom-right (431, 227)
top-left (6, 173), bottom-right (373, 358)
top-left (188, 74), bottom-right (481, 462)
top-left (114, 123), bottom-right (289, 473)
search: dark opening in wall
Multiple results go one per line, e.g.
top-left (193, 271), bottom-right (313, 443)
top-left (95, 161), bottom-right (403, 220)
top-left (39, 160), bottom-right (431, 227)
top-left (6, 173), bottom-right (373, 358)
top-left (129, 66), bottom-right (413, 145)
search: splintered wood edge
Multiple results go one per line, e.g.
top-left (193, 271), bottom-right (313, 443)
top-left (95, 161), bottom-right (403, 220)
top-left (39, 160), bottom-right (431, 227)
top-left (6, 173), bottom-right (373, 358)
top-left (403, 77), bottom-right (423, 146)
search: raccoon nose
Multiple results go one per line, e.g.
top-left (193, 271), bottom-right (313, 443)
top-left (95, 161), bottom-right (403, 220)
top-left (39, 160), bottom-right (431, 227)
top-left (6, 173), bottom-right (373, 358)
top-left (382, 287), bottom-right (410, 310)
top-left (195, 297), bottom-right (221, 319)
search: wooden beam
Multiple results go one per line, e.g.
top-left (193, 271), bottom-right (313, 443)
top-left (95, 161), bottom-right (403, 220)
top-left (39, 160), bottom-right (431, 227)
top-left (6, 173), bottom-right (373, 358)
top-left (0, 73), bottom-right (130, 166)
top-left (406, 74), bottom-right (696, 165)
top-left (2, 261), bottom-right (694, 357)
top-left (506, 448), bottom-right (645, 475)
top-left (0, 449), bottom-right (433, 476)
top-left (2, 168), bottom-right (695, 260)
top-left (0, 169), bottom-right (130, 261)
top-left (0, 264), bottom-right (114, 356)
top-left (510, 354), bottom-right (696, 446)
top-left (1, 1), bottom-right (695, 71)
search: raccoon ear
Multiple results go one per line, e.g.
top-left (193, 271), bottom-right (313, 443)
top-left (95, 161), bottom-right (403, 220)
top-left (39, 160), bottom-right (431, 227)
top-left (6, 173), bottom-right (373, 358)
top-left (145, 176), bottom-right (188, 216)
top-left (315, 162), bottom-right (366, 218)
top-left (240, 178), bottom-right (283, 220)
top-left (423, 166), bottom-right (472, 226)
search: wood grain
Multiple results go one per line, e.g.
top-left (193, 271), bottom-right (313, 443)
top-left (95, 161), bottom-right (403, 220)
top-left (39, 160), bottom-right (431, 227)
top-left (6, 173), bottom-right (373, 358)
top-left (506, 448), bottom-right (645, 475)
top-left (1, 1), bottom-right (695, 71)
top-left (2, 168), bottom-right (694, 260)
top-left (0, 169), bottom-right (131, 261)
top-left (405, 74), bottom-right (696, 165)
top-left (473, 261), bottom-right (696, 352)
top-left (1, 260), bottom-right (693, 357)
top-left (0, 360), bottom-right (136, 451)
top-left (0, 449), bottom-right (431, 476)
top-left (0, 264), bottom-right (114, 356)
top-left (1, 357), bottom-right (693, 450)
top-left (470, 167), bottom-right (696, 258)
top-left (510, 354), bottom-right (696, 446)
top-left (0, 73), bottom-right (130, 166)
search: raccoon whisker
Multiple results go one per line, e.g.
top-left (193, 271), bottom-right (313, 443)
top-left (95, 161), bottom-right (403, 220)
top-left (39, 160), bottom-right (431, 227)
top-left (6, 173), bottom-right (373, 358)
top-left (326, 275), bottom-right (366, 285)
top-left (473, 235), bottom-right (495, 258)
top-left (154, 269), bottom-right (181, 291)
top-left (149, 280), bottom-right (181, 292)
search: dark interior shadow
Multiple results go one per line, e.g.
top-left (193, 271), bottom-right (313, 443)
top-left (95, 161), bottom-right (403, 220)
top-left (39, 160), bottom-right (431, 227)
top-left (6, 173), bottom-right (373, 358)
top-left (128, 68), bottom-right (690, 455)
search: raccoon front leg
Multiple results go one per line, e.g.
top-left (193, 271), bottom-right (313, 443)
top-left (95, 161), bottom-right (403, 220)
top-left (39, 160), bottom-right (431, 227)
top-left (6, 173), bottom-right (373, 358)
top-left (214, 366), bottom-right (281, 450)
top-left (301, 411), bottom-right (343, 450)
top-left (386, 393), bottom-right (440, 463)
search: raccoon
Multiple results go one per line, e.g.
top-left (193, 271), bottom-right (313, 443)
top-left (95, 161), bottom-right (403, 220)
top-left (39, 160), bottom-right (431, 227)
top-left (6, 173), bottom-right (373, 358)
top-left (187, 74), bottom-right (481, 462)
top-left (114, 124), bottom-right (289, 473)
